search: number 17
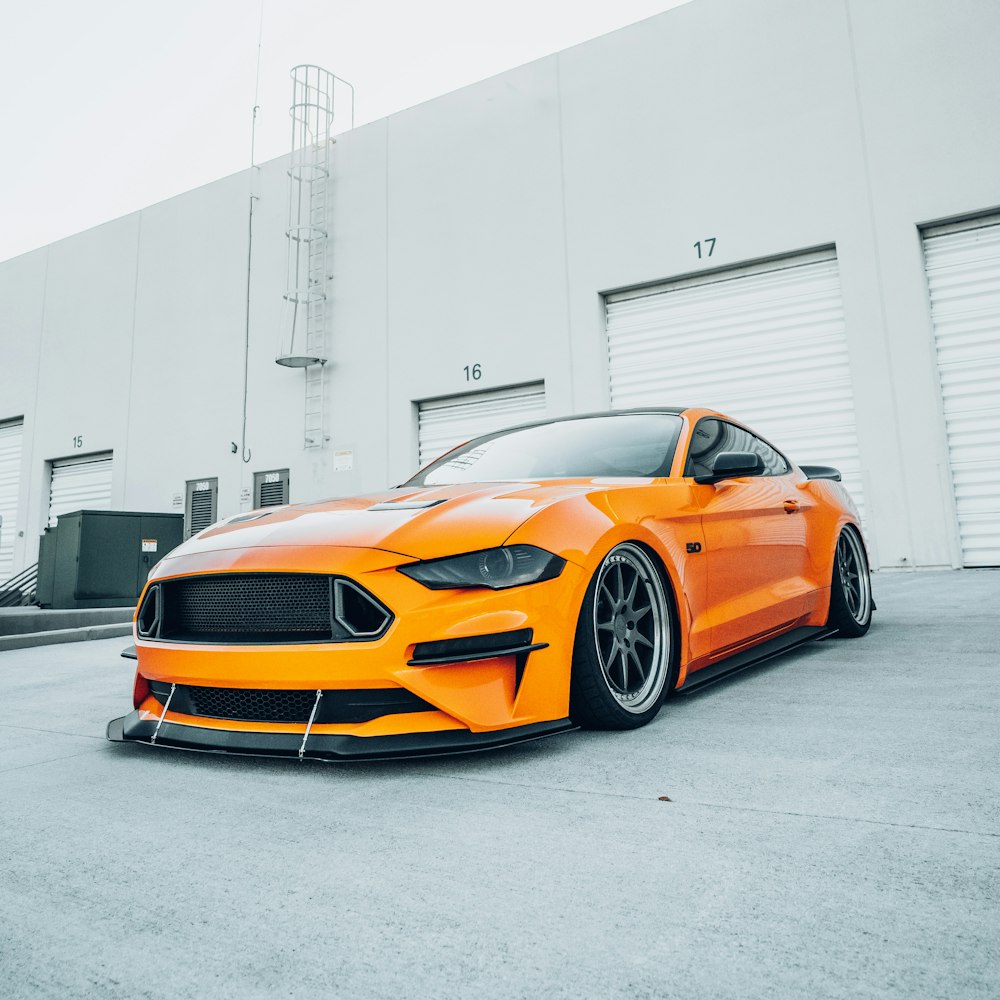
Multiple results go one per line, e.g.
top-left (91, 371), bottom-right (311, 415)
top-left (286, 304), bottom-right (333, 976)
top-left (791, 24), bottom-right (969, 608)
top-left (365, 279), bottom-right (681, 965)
top-left (694, 238), bottom-right (716, 259)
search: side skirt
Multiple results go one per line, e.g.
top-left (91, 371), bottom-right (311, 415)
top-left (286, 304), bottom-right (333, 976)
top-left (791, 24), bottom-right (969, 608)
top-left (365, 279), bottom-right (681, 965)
top-left (677, 625), bottom-right (837, 695)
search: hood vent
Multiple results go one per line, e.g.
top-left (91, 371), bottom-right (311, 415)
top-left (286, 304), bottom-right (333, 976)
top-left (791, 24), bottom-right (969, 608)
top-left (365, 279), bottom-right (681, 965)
top-left (367, 498), bottom-right (446, 512)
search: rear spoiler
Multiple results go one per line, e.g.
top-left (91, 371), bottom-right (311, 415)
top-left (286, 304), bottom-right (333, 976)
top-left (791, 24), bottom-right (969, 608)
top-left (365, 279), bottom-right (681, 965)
top-left (800, 465), bottom-right (842, 482)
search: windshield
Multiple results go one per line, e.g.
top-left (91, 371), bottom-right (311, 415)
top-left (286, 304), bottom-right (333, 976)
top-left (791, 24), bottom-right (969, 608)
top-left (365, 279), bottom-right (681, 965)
top-left (405, 413), bottom-right (683, 486)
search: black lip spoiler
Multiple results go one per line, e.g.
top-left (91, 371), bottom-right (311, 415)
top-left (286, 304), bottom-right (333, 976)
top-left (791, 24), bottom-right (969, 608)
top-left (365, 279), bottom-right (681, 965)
top-left (106, 712), bottom-right (575, 762)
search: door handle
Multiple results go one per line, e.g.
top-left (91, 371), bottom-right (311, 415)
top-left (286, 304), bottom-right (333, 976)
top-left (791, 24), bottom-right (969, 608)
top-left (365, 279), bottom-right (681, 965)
top-left (782, 499), bottom-right (800, 514)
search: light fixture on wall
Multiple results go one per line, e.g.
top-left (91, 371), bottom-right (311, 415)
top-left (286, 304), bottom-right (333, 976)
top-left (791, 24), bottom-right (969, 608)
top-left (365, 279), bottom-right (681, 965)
top-left (275, 354), bottom-right (327, 368)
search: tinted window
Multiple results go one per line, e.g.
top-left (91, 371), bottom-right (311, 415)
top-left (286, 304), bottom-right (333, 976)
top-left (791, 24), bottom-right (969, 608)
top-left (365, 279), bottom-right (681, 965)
top-left (683, 418), bottom-right (789, 478)
top-left (406, 413), bottom-right (684, 486)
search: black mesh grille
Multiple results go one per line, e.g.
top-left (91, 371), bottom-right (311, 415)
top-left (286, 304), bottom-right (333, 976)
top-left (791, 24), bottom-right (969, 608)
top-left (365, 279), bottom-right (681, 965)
top-left (169, 574), bottom-right (328, 636)
top-left (189, 686), bottom-right (317, 723)
top-left (148, 680), bottom-right (433, 724)
top-left (153, 573), bottom-right (392, 644)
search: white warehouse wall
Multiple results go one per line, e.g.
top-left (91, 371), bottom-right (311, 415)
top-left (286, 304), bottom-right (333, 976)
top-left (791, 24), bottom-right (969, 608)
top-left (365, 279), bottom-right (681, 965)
top-left (383, 54), bottom-right (573, 477)
top-left (1, 0), bottom-right (999, 575)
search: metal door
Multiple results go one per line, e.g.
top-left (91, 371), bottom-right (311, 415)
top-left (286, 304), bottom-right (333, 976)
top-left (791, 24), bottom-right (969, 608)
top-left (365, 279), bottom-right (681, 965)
top-left (923, 215), bottom-right (1000, 566)
top-left (605, 250), bottom-right (868, 531)
top-left (417, 383), bottom-right (546, 469)
top-left (48, 452), bottom-right (113, 527)
top-left (0, 418), bottom-right (23, 578)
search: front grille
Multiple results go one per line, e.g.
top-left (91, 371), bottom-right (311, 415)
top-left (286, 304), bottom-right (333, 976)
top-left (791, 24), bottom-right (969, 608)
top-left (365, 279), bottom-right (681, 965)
top-left (168, 574), bottom-right (330, 640)
top-left (140, 572), bottom-right (393, 644)
top-left (148, 680), bottom-right (434, 724)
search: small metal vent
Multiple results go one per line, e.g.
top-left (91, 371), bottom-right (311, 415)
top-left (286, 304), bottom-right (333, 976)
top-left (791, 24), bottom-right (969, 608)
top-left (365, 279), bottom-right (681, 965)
top-left (190, 493), bottom-right (213, 530)
top-left (185, 478), bottom-right (218, 538)
top-left (260, 481), bottom-right (283, 505)
top-left (254, 469), bottom-right (289, 508)
top-left (147, 573), bottom-right (392, 644)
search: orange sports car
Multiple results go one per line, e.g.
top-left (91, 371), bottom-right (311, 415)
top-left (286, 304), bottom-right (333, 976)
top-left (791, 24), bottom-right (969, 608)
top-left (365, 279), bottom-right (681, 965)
top-left (107, 407), bottom-right (873, 760)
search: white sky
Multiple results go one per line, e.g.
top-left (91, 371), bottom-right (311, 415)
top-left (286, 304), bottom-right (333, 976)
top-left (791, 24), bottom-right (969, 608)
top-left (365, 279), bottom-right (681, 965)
top-left (0, 0), bottom-right (693, 264)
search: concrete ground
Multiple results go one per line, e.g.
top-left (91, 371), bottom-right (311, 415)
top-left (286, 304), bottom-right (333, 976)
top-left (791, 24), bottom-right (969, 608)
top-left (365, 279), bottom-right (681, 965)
top-left (0, 570), bottom-right (997, 1000)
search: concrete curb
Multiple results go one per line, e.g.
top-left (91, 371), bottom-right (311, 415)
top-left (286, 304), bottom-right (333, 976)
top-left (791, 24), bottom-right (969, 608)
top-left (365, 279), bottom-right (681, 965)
top-left (0, 607), bottom-right (135, 636)
top-left (0, 622), bottom-right (134, 652)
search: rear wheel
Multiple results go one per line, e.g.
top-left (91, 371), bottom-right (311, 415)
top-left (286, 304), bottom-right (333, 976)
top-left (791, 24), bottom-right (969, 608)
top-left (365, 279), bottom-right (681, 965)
top-left (827, 526), bottom-right (873, 637)
top-left (570, 543), bottom-right (677, 729)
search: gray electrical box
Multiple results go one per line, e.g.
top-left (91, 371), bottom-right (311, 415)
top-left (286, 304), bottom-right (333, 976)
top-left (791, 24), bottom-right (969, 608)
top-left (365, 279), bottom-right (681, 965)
top-left (36, 527), bottom-right (58, 607)
top-left (37, 510), bottom-right (184, 609)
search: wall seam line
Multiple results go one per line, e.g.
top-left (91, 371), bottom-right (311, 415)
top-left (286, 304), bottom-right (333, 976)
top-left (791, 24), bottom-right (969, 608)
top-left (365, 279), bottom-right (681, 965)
top-left (385, 121), bottom-right (392, 488)
top-left (24, 247), bottom-right (51, 553)
top-left (843, 0), bottom-right (917, 567)
top-left (555, 53), bottom-right (576, 413)
top-left (120, 212), bottom-right (143, 504)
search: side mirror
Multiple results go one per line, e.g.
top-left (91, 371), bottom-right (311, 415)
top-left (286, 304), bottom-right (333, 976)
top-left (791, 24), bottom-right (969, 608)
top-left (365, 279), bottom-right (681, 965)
top-left (694, 451), bottom-right (765, 485)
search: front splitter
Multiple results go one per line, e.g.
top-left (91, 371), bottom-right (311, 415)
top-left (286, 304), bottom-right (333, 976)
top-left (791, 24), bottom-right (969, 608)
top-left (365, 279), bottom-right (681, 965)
top-left (106, 711), bottom-right (576, 762)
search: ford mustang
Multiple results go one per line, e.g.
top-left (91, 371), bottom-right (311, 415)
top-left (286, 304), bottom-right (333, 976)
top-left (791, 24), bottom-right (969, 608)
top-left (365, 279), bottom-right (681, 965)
top-left (107, 407), bottom-right (873, 760)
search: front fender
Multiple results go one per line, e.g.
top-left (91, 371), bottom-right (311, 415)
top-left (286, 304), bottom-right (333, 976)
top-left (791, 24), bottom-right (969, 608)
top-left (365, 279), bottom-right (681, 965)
top-left (503, 486), bottom-right (706, 683)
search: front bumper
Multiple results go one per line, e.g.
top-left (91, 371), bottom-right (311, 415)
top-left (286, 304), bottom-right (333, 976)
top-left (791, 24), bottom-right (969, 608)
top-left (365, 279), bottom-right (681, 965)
top-left (107, 711), bottom-right (575, 761)
top-left (112, 545), bottom-right (588, 758)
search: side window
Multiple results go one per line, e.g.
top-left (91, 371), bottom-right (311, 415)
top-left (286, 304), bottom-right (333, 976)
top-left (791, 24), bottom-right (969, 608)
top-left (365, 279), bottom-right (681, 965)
top-left (684, 419), bottom-right (789, 478)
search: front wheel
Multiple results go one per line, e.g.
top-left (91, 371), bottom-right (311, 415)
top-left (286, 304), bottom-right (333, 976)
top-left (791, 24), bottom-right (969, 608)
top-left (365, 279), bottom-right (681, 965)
top-left (827, 526), bottom-right (873, 637)
top-left (569, 543), bottom-right (677, 730)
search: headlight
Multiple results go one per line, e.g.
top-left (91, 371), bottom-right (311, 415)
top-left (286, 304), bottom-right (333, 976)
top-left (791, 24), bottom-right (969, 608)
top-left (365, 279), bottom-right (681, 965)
top-left (398, 545), bottom-right (566, 590)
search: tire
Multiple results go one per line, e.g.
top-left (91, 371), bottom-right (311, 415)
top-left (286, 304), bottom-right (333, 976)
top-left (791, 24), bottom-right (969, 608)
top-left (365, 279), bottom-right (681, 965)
top-left (570, 542), bottom-right (677, 730)
top-left (827, 526), bottom-right (873, 637)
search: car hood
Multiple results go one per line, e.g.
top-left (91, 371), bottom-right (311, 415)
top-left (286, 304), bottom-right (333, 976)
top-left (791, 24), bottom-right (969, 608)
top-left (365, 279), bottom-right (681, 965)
top-left (160, 481), bottom-right (611, 564)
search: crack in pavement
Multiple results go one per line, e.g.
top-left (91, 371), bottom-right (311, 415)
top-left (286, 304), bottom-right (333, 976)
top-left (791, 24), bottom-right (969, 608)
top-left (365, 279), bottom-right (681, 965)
top-left (0, 722), bottom-right (105, 741)
top-left (0, 745), bottom-right (111, 775)
top-left (3, 727), bottom-right (994, 840)
top-left (437, 772), bottom-right (1000, 839)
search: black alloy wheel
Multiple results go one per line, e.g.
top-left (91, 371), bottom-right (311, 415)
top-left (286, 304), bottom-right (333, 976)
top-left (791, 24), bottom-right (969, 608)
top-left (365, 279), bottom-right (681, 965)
top-left (570, 542), bottom-right (677, 729)
top-left (827, 526), bottom-right (873, 637)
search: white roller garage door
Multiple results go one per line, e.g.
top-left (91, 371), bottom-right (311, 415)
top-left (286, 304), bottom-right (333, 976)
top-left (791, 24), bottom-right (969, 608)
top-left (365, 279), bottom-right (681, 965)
top-left (923, 215), bottom-right (1000, 567)
top-left (0, 419), bottom-right (24, 579)
top-left (417, 383), bottom-right (546, 468)
top-left (606, 249), bottom-right (867, 524)
top-left (48, 452), bottom-right (113, 526)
